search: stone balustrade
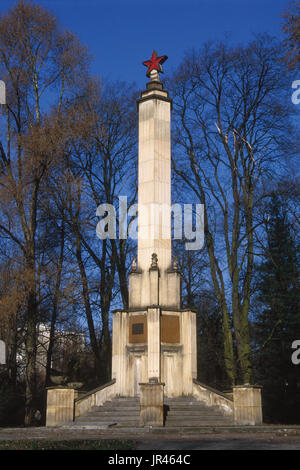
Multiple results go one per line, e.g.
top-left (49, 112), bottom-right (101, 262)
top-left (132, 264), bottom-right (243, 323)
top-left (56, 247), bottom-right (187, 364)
top-left (193, 380), bottom-right (234, 416)
top-left (75, 379), bottom-right (117, 418)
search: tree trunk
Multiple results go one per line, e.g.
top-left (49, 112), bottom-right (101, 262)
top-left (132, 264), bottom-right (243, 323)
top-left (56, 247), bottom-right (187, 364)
top-left (45, 225), bottom-right (65, 387)
top-left (24, 289), bottom-right (37, 426)
top-left (75, 232), bottom-right (102, 381)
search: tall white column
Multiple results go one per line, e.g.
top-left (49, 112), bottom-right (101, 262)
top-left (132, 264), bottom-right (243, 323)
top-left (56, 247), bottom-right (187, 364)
top-left (137, 77), bottom-right (172, 275)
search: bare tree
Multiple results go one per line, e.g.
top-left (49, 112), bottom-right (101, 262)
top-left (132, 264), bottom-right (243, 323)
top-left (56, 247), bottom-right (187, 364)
top-left (48, 79), bottom-right (137, 383)
top-left (168, 36), bottom-right (294, 384)
top-left (0, 0), bottom-right (90, 425)
top-left (282, 1), bottom-right (300, 68)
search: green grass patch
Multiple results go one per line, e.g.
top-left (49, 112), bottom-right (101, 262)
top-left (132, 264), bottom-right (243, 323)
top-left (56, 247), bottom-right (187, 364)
top-left (0, 439), bottom-right (136, 450)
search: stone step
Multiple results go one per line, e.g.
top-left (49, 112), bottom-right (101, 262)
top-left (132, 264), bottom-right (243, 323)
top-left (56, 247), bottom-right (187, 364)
top-left (92, 402), bottom-right (139, 406)
top-left (95, 400), bottom-right (139, 405)
top-left (166, 415), bottom-right (232, 421)
top-left (92, 405), bottom-right (139, 412)
top-left (75, 420), bottom-right (140, 428)
top-left (110, 397), bottom-right (139, 401)
top-left (86, 410), bottom-right (140, 417)
top-left (165, 397), bottom-right (197, 401)
top-left (165, 421), bottom-right (232, 427)
top-left (94, 403), bottom-right (139, 408)
top-left (165, 403), bottom-right (220, 408)
top-left (165, 398), bottom-right (205, 403)
top-left (165, 398), bottom-right (209, 403)
top-left (165, 404), bottom-right (223, 410)
top-left (166, 417), bottom-right (232, 425)
top-left (165, 404), bottom-right (206, 408)
top-left (76, 415), bottom-right (140, 423)
top-left (167, 410), bottom-right (229, 419)
top-left (112, 425), bottom-right (139, 428)
top-left (165, 398), bottom-right (200, 402)
top-left (164, 402), bottom-right (215, 408)
top-left (165, 409), bottom-right (224, 415)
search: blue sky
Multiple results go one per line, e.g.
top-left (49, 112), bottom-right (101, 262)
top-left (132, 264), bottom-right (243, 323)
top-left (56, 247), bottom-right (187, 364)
top-left (0, 0), bottom-right (292, 88)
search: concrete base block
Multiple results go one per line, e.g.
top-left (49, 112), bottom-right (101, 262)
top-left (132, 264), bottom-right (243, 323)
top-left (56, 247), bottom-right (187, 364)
top-left (139, 382), bottom-right (164, 426)
top-left (233, 385), bottom-right (263, 425)
top-left (46, 387), bottom-right (77, 427)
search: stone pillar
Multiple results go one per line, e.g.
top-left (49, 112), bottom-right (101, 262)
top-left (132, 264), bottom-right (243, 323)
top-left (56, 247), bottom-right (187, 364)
top-left (139, 382), bottom-right (164, 426)
top-left (112, 310), bottom-right (129, 396)
top-left (180, 310), bottom-right (197, 395)
top-left (233, 385), bottom-right (263, 425)
top-left (129, 271), bottom-right (142, 308)
top-left (149, 266), bottom-right (159, 305)
top-left (167, 270), bottom-right (181, 309)
top-left (46, 387), bottom-right (77, 427)
top-left (147, 307), bottom-right (161, 381)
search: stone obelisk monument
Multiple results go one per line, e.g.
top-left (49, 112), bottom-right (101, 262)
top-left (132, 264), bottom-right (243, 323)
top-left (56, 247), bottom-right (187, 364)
top-left (112, 51), bottom-right (197, 398)
top-left (46, 53), bottom-right (261, 429)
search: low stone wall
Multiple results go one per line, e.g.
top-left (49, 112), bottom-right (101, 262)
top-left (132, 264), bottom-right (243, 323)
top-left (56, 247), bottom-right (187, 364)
top-left (74, 379), bottom-right (117, 418)
top-left (192, 380), bottom-right (234, 416)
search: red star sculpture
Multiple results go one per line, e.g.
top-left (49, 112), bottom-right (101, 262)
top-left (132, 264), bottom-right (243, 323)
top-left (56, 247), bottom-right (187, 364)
top-left (142, 50), bottom-right (168, 78)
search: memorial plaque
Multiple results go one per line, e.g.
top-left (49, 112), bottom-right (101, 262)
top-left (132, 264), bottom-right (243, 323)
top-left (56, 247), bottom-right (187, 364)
top-left (161, 315), bottom-right (180, 343)
top-left (129, 315), bottom-right (147, 343)
top-left (132, 323), bottom-right (144, 335)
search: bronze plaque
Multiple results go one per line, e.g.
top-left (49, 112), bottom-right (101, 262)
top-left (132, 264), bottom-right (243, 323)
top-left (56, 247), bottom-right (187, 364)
top-left (129, 315), bottom-right (147, 343)
top-left (161, 315), bottom-right (180, 343)
top-left (132, 323), bottom-right (144, 335)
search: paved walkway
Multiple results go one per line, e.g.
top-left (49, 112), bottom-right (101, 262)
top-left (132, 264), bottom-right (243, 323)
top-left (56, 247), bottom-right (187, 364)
top-left (136, 435), bottom-right (300, 450)
top-left (0, 425), bottom-right (300, 449)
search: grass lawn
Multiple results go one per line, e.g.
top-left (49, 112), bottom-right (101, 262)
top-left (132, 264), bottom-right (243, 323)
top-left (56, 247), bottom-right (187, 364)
top-left (0, 439), bottom-right (136, 450)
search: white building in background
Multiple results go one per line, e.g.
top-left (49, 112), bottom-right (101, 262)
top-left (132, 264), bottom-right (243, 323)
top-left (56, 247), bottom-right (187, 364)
top-left (16, 323), bottom-right (86, 379)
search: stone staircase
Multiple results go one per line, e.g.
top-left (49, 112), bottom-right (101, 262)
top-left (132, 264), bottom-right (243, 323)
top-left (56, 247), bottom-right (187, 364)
top-left (75, 397), bottom-right (140, 427)
top-left (164, 396), bottom-right (233, 427)
top-left (74, 395), bottom-right (233, 427)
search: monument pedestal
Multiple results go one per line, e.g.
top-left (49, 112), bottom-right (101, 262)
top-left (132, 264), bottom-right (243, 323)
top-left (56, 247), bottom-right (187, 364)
top-left (112, 306), bottom-right (197, 398)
